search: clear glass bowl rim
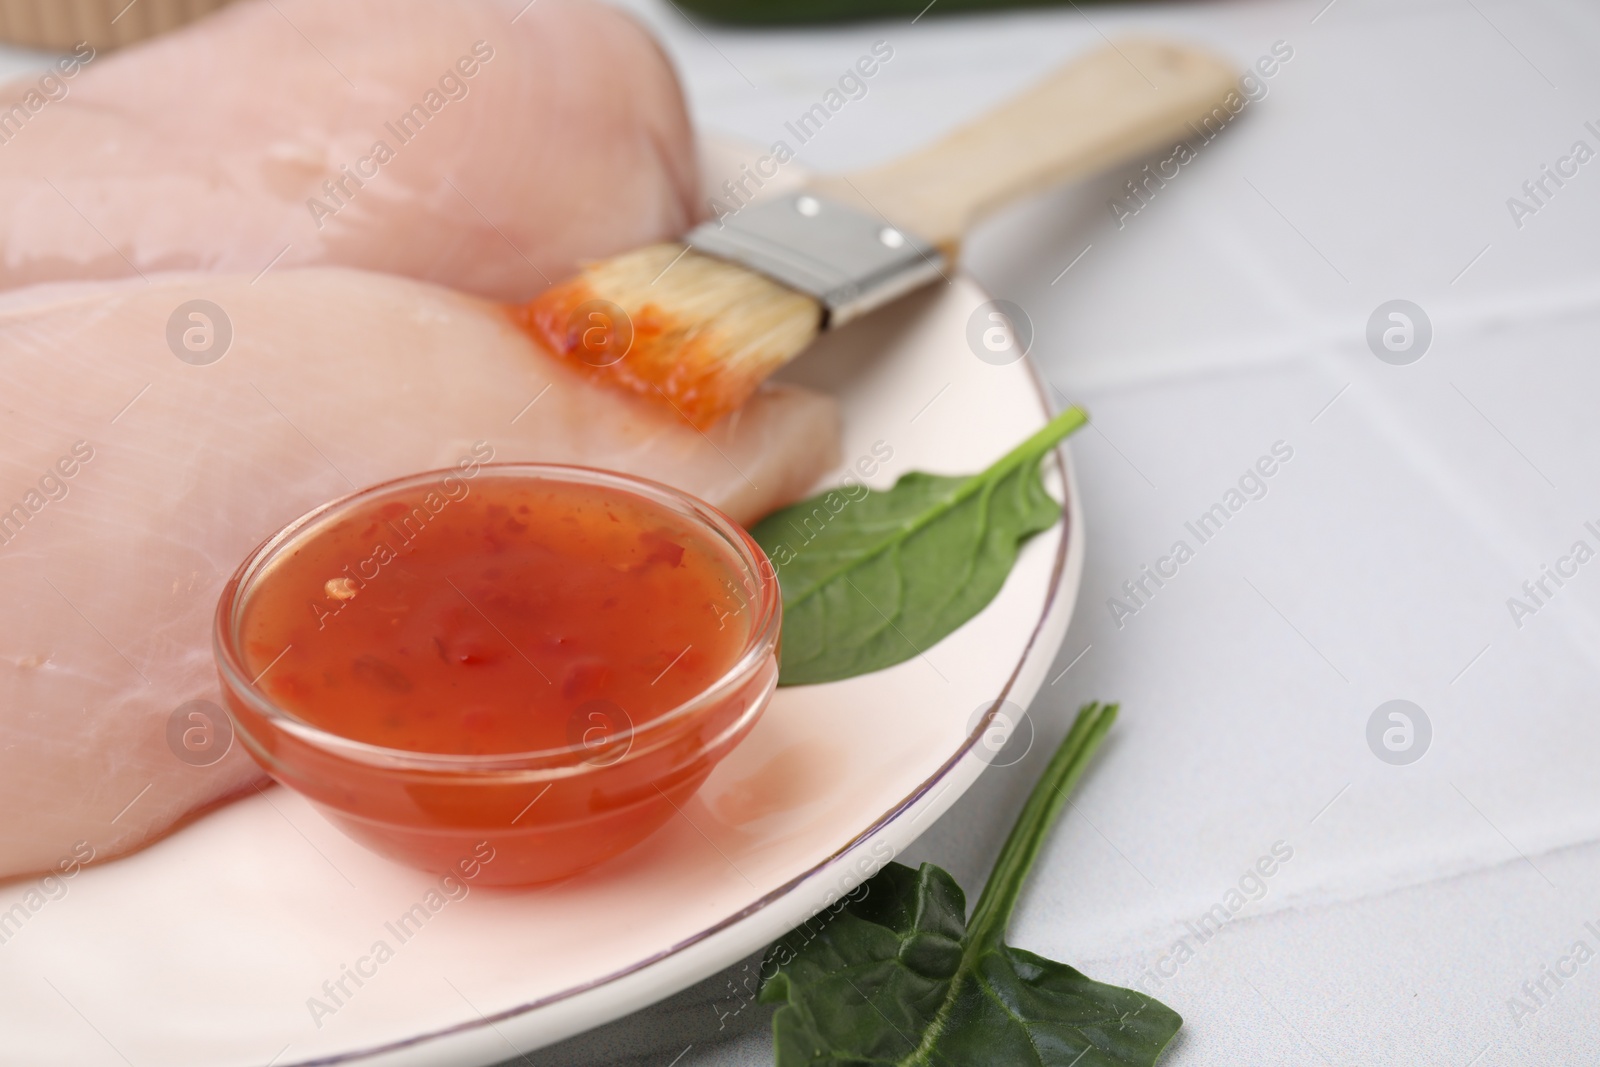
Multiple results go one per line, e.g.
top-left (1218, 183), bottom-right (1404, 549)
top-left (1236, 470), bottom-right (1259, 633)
top-left (212, 462), bottom-right (782, 775)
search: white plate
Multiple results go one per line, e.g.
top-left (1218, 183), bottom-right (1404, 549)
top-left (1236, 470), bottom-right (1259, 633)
top-left (0, 147), bottom-right (1083, 1067)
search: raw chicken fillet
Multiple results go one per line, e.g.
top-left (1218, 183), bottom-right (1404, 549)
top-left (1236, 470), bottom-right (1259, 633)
top-left (0, 0), bottom-right (697, 301)
top-left (0, 269), bottom-right (840, 880)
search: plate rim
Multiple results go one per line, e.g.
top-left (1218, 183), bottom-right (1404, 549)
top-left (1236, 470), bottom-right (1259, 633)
top-left (282, 352), bottom-right (1080, 1067)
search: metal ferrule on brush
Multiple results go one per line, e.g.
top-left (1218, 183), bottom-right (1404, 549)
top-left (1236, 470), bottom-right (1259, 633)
top-left (687, 193), bottom-right (947, 328)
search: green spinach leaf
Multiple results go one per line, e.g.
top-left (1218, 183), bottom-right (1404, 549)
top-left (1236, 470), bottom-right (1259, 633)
top-left (751, 406), bottom-right (1087, 686)
top-left (761, 702), bottom-right (1181, 1066)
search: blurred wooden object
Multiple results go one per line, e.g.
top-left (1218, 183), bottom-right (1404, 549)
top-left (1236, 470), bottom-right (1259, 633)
top-left (0, 0), bottom-right (237, 52)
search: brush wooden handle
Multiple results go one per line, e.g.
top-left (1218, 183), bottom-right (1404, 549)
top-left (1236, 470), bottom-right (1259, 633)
top-left (809, 39), bottom-right (1238, 252)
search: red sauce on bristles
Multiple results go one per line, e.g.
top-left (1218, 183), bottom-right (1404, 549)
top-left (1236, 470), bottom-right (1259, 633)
top-left (515, 243), bottom-right (821, 429)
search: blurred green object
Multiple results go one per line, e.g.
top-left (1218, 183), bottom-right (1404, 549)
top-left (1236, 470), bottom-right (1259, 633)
top-left (676, 0), bottom-right (1092, 24)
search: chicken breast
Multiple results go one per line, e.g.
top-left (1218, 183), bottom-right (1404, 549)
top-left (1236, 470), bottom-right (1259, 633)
top-left (0, 268), bottom-right (839, 880)
top-left (0, 0), bottom-right (697, 301)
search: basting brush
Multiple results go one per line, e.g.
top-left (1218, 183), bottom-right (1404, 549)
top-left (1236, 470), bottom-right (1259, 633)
top-left (521, 39), bottom-right (1239, 428)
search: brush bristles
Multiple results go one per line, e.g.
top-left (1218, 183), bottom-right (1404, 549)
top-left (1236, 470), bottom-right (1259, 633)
top-left (519, 244), bottom-right (821, 429)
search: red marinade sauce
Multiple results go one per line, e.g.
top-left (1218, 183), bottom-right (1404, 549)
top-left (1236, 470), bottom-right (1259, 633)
top-left (239, 475), bottom-right (750, 756)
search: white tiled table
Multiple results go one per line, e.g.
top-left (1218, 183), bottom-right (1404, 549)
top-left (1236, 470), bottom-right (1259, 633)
top-left (519, 0), bottom-right (1600, 1062)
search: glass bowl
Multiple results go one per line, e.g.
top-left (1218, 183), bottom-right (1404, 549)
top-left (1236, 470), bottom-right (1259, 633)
top-left (213, 464), bottom-right (780, 886)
